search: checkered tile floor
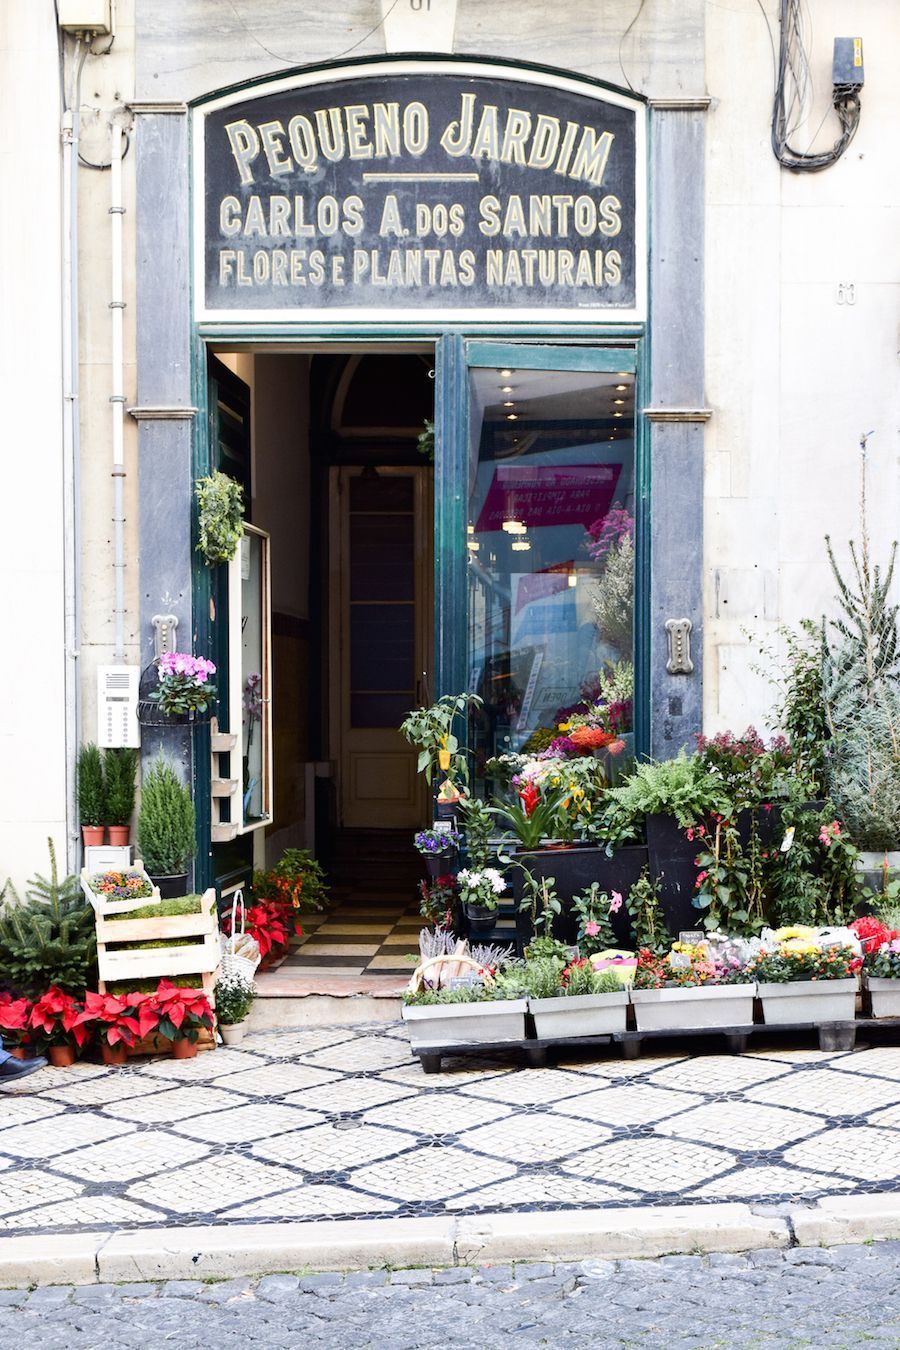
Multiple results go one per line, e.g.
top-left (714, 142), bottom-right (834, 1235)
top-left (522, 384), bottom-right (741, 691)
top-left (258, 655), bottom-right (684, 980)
top-left (281, 894), bottom-right (424, 977)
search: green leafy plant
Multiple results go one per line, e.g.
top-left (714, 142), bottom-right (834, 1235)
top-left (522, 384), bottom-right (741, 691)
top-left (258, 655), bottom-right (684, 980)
top-left (104, 747), bottom-right (137, 827)
top-left (215, 972), bottom-right (255, 1025)
top-left (137, 758), bottom-right (196, 876)
top-left (692, 817), bottom-right (766, 936)
top-left (195, 470), bottom-right (244, 565)
top-left (571, 882), bottom-right (621, 955)
top-left (253, 849), bottom-right (329, 913)
top-left (767, 808), bottom-right (859, 929)
top-left (399, 692), bottom-right (483, 786)
top-left (561, 959), bottom-right (622, 997)
top-left (417, 419), bottom-right (434, 462)
top-left (492, 781), bottom-right (566, 850)
top-left (606, 752), bottom-right (731, 829)
top-left (77, 742), bottom-right (106, 827)
top-left (0, 840), bottom-right (97, 995)
top-left (458, 797), bottom-right (494, 869)
top-left (757, 622), bottom-right (830, 795)
top-left (518, 872), bottom-right (562, 941)
top-left (625, 870), bottom-right (666, 953)
top-left (513, 956), bottom-right (566, 1000)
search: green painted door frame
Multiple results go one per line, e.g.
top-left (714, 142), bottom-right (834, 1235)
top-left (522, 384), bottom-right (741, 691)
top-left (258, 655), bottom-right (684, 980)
top-left (189, 326), bottom-right (649, 891)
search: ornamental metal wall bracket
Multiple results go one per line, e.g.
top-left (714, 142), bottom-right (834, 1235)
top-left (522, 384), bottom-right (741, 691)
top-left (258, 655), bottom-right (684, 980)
top-left (665, 618), bottom-right (694, 674)
top-left (151, 614), bottom-right (178, 657)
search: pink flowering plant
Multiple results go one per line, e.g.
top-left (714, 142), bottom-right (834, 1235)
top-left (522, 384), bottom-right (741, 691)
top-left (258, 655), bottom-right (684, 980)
top-left (572, 883), bottom-right (623, 956)
top-left (149, 652), bottom-right (217, 717)
top-left (866, 938), bottom-right (900, 980)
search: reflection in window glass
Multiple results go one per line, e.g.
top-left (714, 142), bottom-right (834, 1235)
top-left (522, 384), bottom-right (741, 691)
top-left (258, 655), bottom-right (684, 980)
top-left (467, 365), bottom-right (635, 788)
top-left (241, 531), bottom-right (265, 822)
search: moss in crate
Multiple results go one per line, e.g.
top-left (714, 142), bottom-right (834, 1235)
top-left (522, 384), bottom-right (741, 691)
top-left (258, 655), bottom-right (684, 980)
top-left (107, 894), bottom-right (204, 921)
top-left (106, 974), bottom-right (204, 995)
top-left (110, 935), bottom-right (206, 951)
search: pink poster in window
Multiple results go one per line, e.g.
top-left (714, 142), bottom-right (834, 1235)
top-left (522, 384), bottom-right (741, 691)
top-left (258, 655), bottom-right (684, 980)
top-left (474, 463), bottom-right (621, 533)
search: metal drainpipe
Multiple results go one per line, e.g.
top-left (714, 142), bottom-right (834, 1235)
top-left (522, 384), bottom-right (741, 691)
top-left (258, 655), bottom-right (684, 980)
top-left (61, 36), bottom-right (88, 872)
top-left (110, 123), bottom-right (126, 662)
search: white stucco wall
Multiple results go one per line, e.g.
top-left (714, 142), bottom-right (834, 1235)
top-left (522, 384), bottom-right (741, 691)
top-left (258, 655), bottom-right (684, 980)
top-left (0, 3), bottom-right (68, 891)
top-left (704, 0), bottom-right (900, 733)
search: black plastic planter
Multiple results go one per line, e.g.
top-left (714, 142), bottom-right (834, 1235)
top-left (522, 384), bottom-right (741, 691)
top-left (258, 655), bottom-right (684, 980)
top-left (645, 814), bottom-right (703, 938)
top-left (424, 850), bottom-right (457, 879)
top-left (148, 872), bottom-right (188, 899)
top-left (511, 844), bottom-right (648, 946)
top-left (465, 902), bottom-right (497, 935)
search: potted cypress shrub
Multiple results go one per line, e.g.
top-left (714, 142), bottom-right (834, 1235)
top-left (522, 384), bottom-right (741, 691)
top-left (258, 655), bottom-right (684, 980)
top-left (137, 757), bottom-right (196, 897)
top-left (77, 742), bottom-right (106, 847)
top-left (104, 747), bottom-right (138, 847)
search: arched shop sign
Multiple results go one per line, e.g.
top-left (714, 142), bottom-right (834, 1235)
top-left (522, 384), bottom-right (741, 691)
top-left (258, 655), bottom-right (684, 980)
top-left (193, 60), bottom-right (647, 325)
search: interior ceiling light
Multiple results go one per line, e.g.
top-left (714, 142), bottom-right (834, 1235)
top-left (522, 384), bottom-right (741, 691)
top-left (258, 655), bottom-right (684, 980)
top-left (499, 368), bottom-right (514, 377)
top-left (615, 384), bottom-right (628, 391)
top-left (567, 573), bottom-right (578, 588)
top-left (502, 519), bottom-right (527, 534)
top-left (467, 540), bottom-right (480, 551)
top-left (467, 524), bottom-right (474, 534)
top-left (613, 412), bottom-right (623, 418)
top-left (511, 539), bottom-right (531, 551)
top-left (501, 385), bottom-right (514, 393)
top-left (617, 371), bottom-right (630, 377)
top-left (613, 399), bottom-right (625, 406)
top-left (506, 413), bottom-right (518, 421)
top-left (503, 401), bottom-right (515, 408)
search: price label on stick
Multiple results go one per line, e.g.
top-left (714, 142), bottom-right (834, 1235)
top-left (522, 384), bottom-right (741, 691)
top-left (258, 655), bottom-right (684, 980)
top-left (780, 826), bottom-right (795, 853)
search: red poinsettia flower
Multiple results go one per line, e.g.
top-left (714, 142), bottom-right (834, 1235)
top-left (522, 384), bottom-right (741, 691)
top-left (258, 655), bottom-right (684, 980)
top-left (75, 990), bottom-right (148, 1048)
top-left (29, 987), bottom-right (90, 1049)
top-left (0, 995), bottom-right (31, 1033)
top-left (152, 980), bottom-right (213, 1044)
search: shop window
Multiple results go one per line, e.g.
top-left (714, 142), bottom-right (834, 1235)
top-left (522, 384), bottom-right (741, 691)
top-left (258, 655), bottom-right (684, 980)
top-left (225, 524), bottom-right (272, 831)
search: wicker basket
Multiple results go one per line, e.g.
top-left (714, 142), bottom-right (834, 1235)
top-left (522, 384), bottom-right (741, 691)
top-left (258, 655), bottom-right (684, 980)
top-left (219, 889), bottom-right (261, 983)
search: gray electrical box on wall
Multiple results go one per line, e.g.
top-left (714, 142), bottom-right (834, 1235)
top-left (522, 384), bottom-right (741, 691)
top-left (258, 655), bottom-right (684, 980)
top-left (833, 37), bottom-right (864, 89)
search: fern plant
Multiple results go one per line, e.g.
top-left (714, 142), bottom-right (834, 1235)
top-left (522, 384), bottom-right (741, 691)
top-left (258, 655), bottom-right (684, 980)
top-left (606, 752), bottom-right (731, 829)
top-left (0, 840), bottom-right (97, 995)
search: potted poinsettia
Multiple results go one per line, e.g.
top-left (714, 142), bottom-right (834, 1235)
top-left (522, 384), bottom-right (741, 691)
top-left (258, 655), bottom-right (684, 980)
top-left (152, 980), bottom-right (214, 1059)
top-left (28, 987), bottom-right (89, 1067)
top-left (76, 990), bottom-right (156, 1065)
top-left (630, 941), bottom-right (755, 1032)
top-left (750, 942), bottom-right (860, 1025)
top-left (0, 994), bottom-right (33, 1060)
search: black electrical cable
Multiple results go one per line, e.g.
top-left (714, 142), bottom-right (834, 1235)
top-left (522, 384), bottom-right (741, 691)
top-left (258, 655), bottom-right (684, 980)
top-left (770, 0), bottom-right (861, 173)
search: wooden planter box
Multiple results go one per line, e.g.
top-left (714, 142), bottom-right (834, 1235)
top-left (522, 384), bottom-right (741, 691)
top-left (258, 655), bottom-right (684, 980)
top-left (81, 859), bottom-right (161, 917)
top-left (96, 887), bottom-right (219, 1000)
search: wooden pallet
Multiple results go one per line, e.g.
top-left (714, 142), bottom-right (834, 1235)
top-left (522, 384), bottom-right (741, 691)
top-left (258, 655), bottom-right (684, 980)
top-left (408, 1015), bottom-right (900, 1074)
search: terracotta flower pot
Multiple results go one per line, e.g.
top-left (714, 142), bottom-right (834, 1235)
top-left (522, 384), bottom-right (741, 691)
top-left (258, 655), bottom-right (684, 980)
top-left (9, 1047), bottom-right (27, 1061)
top-left (82, 825), bottom-right (105, 847)
top-left (101, 1042), bottom-right (129, 1066)
top-left (48, 1044), bottom-right (77, 1068)
top-left (171, 1036), bottom-right (198, 1059)
top-left (107, 825), bottom-right (130, 847)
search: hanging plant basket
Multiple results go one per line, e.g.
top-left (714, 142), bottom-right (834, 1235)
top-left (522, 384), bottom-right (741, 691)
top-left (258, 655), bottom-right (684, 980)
top-left (136, 663), bottom-right (214, 727)
top-left (195, 471), bottom-right (245, 565)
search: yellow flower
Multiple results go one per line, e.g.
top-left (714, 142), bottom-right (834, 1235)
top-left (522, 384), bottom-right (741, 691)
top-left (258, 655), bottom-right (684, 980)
top-left (558, 721), bottom-right (571, 732)
top-left (775, 925), bottom-right (816, 941)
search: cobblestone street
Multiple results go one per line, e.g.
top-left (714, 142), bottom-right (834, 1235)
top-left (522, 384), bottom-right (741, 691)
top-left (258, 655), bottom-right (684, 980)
top-left (2, 1242), bottom-right (900, 1348)
top-left (3, 1023), bottom-right (900, 1232)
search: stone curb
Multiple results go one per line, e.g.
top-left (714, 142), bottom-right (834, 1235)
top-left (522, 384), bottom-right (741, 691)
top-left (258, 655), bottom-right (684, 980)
top-left (0, 1196), bottom-right (898, 1287)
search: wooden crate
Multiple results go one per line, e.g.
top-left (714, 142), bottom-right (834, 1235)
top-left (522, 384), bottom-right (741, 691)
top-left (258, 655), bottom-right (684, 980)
top-left (81, 859), bottom-right (161, 918)
top-left (96, 887), bottom-right (219, 994)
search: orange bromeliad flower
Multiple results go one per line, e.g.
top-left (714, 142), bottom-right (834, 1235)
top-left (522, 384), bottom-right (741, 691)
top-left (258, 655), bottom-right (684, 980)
top-left (568, 726), bottom-right (615, 751)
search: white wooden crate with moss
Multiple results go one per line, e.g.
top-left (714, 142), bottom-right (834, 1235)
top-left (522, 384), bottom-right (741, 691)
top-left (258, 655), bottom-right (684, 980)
top-left (80, 860), bottom-right (161, 918)
top-left (95, 888), bottom-right (220, 997)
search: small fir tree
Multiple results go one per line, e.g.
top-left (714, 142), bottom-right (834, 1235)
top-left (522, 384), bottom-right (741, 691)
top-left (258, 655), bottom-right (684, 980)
top-left (0, 839), bottom-right (97, 995)
top-left (77, 743), bottom-right (106, 827)
top-left (137, 758), bottom-right (196, 875)
top-left (104, 747), bottom-right (138, 827)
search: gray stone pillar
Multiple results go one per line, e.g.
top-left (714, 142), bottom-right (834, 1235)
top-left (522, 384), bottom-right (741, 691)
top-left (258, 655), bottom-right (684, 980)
top-left (131, 105), bottom-right (198, 875)
top-left (646, 102), bottom-right (712, 758)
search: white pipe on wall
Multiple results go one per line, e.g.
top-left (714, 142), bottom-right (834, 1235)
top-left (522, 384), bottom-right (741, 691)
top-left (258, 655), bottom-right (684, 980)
top-left (110, 121), bottom-right (126, 662)
top-left (61, 36), bottom-right (87, 871)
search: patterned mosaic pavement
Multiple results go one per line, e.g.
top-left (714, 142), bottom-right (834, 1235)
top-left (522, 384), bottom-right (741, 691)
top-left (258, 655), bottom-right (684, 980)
top-left (2, 1024), bottom-right (900, 1236)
